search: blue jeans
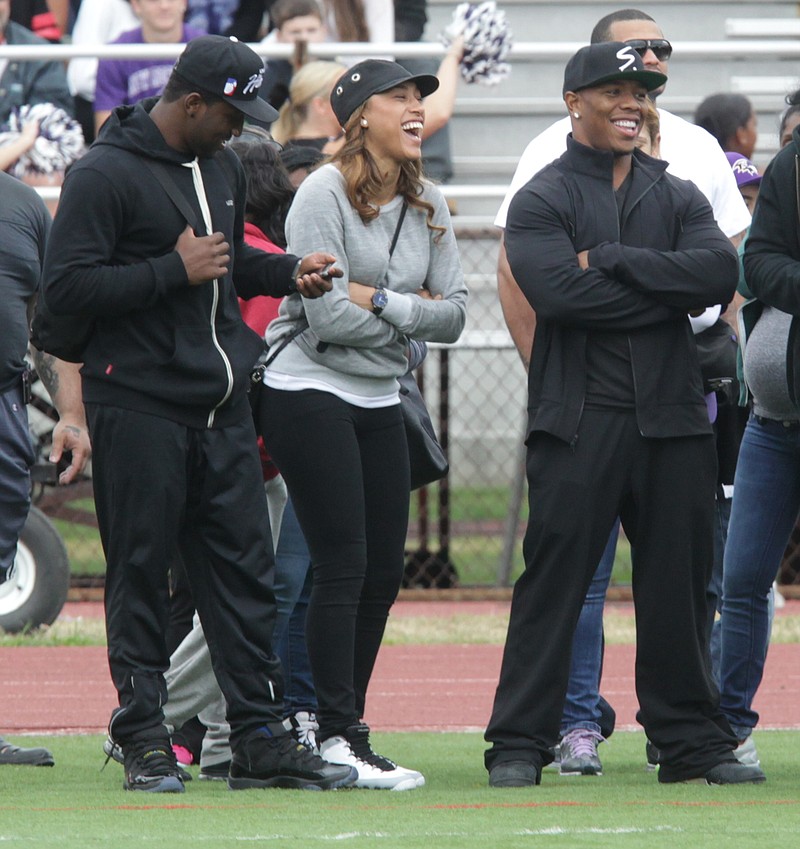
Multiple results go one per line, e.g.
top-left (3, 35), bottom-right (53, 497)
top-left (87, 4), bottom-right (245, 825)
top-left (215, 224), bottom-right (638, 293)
top-left (273, 497), bottom-right (317, 716)
top-left (560, 519), bottom-right (618, 736)
top-left (718, 414), bottom-right (800, 739)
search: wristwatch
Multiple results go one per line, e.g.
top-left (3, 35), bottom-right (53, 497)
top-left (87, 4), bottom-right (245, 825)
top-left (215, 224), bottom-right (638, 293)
top-left (287, 259), bottom-right (302, 293)
top-left (371, 287), bottom-right (389, 316)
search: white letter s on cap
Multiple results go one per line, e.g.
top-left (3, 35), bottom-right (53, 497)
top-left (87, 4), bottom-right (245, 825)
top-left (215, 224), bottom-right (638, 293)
top-left (616, 46), bottom-right (637, 72)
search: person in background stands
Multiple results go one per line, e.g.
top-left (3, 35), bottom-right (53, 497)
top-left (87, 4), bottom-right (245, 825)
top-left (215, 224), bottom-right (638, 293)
top-left (93, 0), bottom-right (205, 136)
top-left (694, 93), bottom-right (758, 163)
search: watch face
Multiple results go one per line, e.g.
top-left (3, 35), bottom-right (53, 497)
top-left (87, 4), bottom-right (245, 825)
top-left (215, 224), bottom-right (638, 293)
top-left (372, 289), bottom-right (389, 309)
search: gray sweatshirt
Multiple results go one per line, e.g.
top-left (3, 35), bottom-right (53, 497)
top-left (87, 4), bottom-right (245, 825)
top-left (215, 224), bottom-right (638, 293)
top-left (264, 164), bottom-right (468, 399)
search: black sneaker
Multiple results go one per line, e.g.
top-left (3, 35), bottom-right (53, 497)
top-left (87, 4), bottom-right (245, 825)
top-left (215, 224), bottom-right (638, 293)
top-left (0, 736), bottom-right (54, 767)
top-left (704, 761), bottom-right (766, 784)
top-left (229, 730), bottom-right (357, 791)
top-left (199, 760), bottom-right (231, 781)
top-left (658, 759), bottom-right (767, 785)
top-left (105, 735), bottom-right (192, 782)
top-left (488, 760), bottom-right (541, 788)
top-left (123, 737), bottom-right (185, 793)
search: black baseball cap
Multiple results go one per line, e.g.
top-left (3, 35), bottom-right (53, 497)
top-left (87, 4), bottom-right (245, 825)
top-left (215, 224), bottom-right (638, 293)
top-left (330, 59), bottom-right (439, 128)
top-left (563, 42), bottom-right (667, 96)
top-left (173, 35), bottom-right (279, 123)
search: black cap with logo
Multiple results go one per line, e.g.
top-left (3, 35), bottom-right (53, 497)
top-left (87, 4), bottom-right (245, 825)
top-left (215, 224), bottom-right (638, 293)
top-left (563, 42), bottom-right (667, 96)
top-left (173, 35), bottom-right (278, 123)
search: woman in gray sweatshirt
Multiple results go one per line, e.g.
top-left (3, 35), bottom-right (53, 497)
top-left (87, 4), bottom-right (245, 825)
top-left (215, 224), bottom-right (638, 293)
top-left (259, 59), bottom-right (467, 790)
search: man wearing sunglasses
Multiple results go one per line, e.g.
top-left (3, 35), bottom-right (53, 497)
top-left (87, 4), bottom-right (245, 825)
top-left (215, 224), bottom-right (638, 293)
top-left (494, 8), bottom-right (751, 779)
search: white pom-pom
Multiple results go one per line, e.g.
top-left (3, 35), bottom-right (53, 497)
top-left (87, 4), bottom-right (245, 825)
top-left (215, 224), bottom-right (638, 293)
top-left (440, 2), bottom-right (513, 86)
top-left (1, 102), bottom-right (85, 178)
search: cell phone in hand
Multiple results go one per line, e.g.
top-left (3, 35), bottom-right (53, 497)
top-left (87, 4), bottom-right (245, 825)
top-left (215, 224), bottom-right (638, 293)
top-left (319, 262), bottom-right (333, 279)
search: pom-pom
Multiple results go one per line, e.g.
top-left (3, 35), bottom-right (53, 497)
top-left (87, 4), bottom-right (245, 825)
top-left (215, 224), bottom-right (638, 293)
top-left (441, 2), bottom-right (513, 86)
top-left (0, 102), bottom-right (85, 178)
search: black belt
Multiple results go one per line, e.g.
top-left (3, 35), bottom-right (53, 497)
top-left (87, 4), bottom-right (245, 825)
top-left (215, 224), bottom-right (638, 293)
top-left (754, 414), bottom-right (800, 430)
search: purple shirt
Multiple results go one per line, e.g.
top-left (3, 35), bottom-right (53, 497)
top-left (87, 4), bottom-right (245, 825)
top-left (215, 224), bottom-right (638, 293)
top-left (94, 26), bottom-right (206, 112)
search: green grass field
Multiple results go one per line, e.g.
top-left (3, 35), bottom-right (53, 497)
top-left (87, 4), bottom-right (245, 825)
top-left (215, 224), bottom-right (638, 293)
top-left (1, 731), bottom-right (797, 848)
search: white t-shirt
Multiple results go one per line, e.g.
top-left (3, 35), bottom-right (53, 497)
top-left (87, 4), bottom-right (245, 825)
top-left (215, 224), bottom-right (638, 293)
top-left (494, 108), bottom-right (751, 239)
top-left (67, 0), bottom-right (139, 99)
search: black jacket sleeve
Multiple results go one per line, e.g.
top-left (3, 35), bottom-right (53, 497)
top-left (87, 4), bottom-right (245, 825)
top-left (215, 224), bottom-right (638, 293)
top-left (587, 185), bottom-right (738, 312)
top-left (43, 166), bottom-right (188, 317)
top-left (743, 150), bottom-right (800, 316)
top-left (506, 184), bottom-right (683, 331)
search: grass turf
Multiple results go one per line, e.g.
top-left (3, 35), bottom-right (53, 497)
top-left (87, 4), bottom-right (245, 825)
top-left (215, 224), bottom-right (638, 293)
top-left (0, 731), bottom-right (797, 848)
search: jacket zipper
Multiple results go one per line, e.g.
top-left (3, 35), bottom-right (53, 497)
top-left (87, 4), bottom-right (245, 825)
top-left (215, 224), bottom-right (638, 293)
top-left (183, 160), bottom-right (234, 427)
top-left (207, 277), bottom-right (234, 428)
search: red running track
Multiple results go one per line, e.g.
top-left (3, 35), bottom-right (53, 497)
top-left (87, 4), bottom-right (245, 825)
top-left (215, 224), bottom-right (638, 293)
top-left (2, 601), bottom-right (798, 735)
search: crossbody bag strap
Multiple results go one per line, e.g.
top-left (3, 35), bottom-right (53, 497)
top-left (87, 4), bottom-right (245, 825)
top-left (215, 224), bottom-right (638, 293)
top-left (388, 200), bottom-right (408, 260)
top-left (141, 157), bottom-right (205, 234)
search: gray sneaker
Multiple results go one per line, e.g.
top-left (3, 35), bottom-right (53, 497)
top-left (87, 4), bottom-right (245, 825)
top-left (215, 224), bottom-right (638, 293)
top-left (0, 736), bottom-right (54, 767)
top-left (734, 736), bottom-right (760, 768)
top-left (559, 728), bottom-right (604, 776)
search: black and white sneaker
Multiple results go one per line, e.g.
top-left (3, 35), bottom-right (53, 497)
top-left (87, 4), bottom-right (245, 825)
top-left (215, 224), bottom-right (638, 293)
top-left (283, 710), bottom-right (319, 750)
top-left (122, 736), bottom-right (185, 793)
top-left (229, 730), bottom-right (357, 791)
top-left (319, 723), bottom-right (425, 791)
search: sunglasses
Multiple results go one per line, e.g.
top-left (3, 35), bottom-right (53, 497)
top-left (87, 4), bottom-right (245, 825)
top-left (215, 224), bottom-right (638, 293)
top-left (625, 38), bottom-right (673, 62)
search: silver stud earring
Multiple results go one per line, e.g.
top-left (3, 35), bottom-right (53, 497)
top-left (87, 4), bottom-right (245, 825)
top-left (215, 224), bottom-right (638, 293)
top-left (573, 112), bottom-right (580, 119)
top-left (360, 118), bottom-right (368, 128)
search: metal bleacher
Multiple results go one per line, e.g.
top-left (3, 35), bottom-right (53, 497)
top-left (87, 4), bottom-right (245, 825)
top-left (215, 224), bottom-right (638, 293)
top-left (423, 0), bottom-right (800, 214)
top-left (4, 0), bottom-right (800, 217)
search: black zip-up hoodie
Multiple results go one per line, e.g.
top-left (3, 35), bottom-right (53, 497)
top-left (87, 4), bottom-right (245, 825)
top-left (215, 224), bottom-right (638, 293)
top-left (743, 124), bottom-right (800, 410)
top-left (42, 98), bottom-right (298, 429)
top-left (506, 135), bottom-right (738, 445)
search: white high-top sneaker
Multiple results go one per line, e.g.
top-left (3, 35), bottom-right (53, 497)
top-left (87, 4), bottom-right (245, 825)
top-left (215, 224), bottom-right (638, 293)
top-left (319, 723), bottom-right (425, 791)
top-left (283, 710), bottom-right (319, 750)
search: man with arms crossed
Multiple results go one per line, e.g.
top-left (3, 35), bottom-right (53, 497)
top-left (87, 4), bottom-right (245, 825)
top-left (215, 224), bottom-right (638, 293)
top-left (485, 41), bottom-right (763, 788)
top-left (495, 8), bottom-right (751, 777)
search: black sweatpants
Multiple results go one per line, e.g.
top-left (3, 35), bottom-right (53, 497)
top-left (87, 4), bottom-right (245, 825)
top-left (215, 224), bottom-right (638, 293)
top-left (484, 409), bottom-right (737, 781)
top-left (87, 404), bottom-right (284, 751)
top-left (259, 386), bottom-right (410, 741)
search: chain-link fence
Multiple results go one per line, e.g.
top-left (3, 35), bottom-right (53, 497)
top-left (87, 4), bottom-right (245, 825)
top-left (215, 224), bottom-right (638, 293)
top-left (403, 225), bottom-right (528, 589)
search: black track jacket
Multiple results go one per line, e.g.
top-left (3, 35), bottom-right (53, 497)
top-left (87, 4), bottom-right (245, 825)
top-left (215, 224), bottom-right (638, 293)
top-left (506, 135), bottom-right (738, 445)
top-left (42, 98), bottom-right (299, 429)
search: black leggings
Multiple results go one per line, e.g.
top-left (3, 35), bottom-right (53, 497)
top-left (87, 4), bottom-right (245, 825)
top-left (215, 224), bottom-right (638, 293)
top-left (260, 387), bottom-right (410, 740)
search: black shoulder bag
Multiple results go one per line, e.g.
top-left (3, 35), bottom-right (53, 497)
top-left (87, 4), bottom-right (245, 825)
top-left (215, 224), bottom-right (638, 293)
top-left (388, 202), bottom-right (449, 489)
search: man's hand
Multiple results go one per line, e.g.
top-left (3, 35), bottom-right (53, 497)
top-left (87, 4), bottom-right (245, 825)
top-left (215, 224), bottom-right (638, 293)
top-left (50, 417), bottom-right (91, 485)
top-left (296, 253), bottom-right (339, 298)
top-left (175, 225), bottom-right (230, 285)
top-left (577, 250), bottom-right (590, 270)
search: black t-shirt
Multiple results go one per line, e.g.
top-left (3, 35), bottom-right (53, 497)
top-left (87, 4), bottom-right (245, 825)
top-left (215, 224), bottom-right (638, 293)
top-left (583, 170), bottom-right (636, 410)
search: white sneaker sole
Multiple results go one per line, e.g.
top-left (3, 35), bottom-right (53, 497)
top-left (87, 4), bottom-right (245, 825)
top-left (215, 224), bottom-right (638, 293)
top-left (354, 773), bottom-right (425, 791)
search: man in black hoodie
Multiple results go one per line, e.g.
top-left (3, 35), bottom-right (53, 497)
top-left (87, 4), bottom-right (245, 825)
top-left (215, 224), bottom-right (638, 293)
top-left (485, 43), bottom-right (764, 789)
top-left (40, 35), bottom-right (356, 794)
